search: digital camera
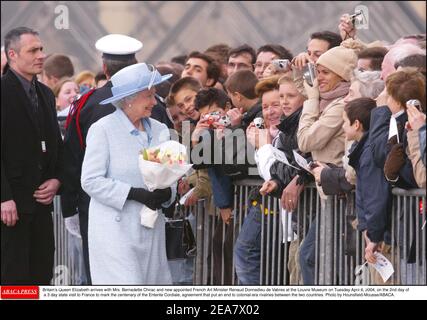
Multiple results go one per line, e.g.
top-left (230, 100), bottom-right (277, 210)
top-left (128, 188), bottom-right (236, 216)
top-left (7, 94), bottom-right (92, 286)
top-left (406, 99), bottom-right (421, 111)
top-left (203, 111), bottom-right (231, 127)
top-left (271, 59), bottom-right (291, 72)
top-left (349, 10), bottom-right (363, 26)
top-left (253, 117), bottom-right (265, 129)
top-left (303, 63), bottom-right (317, 87)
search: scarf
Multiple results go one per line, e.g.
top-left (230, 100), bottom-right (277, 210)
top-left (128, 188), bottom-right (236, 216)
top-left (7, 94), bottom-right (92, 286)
top-left (319, 81), bottom-right (351, 113)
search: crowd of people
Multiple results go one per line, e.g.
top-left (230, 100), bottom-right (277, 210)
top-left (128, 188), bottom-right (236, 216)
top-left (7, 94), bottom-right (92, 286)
top-left (1, 11), bottom-right (426, 286)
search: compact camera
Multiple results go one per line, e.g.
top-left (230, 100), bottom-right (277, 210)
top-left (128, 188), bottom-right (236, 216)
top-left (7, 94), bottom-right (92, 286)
top-left (303, 63), bottom-right (317, 87)
top-left (271, 59), bottom-right (291, 72)
top-left (349, 10), bottom-right (363, 26)
top-left (203, 111), bottom-right (231, 127)
top-left (253, 117), bottom-right (265, 129)
top-left (406, 99), bottom-right (422, 111)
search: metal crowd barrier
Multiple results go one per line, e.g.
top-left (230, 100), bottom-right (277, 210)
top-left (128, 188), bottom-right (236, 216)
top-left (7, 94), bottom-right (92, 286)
top-left (52, 196), bottom-right (71, 285)
top-left (52, 184), bottom-right (426, 285)
top-left (191, 181), bottom-right (426, 285)
top-left (52, 197), bottom-right (86, 285)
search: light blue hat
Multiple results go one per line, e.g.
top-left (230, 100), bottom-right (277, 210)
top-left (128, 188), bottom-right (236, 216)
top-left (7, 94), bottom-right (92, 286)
top-left (100, 63), bottom-right (172, 105)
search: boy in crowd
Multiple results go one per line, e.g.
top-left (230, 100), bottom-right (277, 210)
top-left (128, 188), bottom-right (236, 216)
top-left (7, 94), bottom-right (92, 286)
top-left (181, 51), bottom-right (220, 88)
top-left (224, 69), bottom-right (262, 130)
top-left (345, 98), bottom-right (395, 284)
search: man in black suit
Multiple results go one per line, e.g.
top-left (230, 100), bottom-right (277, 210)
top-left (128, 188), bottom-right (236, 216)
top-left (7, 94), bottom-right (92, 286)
top-left (1, 27), bottom-right (63, 284)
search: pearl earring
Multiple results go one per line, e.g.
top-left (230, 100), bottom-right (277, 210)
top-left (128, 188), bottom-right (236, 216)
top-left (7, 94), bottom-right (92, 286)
top-left (128, 104), bottom-right (132, 109)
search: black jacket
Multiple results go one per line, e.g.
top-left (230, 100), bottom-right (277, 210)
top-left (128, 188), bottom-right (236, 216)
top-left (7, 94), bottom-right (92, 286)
top-left (320, 165), bottom-right (354, 195)
top-left (269, 108), bottom-right (312, 198)
top-left (1, 70), bottom-right (63, 214)
top-left (241, 100), bottom-right (262, 131)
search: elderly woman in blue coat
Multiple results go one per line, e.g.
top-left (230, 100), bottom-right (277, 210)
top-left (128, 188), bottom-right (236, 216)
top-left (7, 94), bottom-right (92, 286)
top-left (81, 63), bottom-right (176, 284)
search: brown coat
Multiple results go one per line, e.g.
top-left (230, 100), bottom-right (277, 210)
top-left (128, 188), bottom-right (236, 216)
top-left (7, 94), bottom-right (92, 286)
top-left (187, 168), bottom-right (215, 214)
top-left (407, 129), bottom-right (426, 188)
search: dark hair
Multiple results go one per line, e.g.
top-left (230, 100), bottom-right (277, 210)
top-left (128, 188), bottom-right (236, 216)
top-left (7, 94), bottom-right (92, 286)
top-left (95, 71), bottom-right (107, 84)
top-left (205, 43), bottom-right (231, 65)
top-left (257, 44), bottom-right (293, 61)
top-left (43, 54), bottom-right (74, 79)
top-left (4, 27), bottom-right (39, 62)
top-left (344, 97), bottom-right (376, 131)
top-left (2, 62), bottom-right (10, 75)
top-left (194, 87), bottom-right (230, 111)
top-left (186, 51), bottom-right (221, 86)
top-left (395, 54), bottom-right (426, 77)
top-left (171, 54), bottom-right (188, 66)
top-left (228, 44), bottom-right (257, 65)
top-left (358, 47), bottom-right (388, 71)
top-left (310, 31), bottom-right (342, 49)
top-left (224, 69), bottom-right (258, 99)
top-left (102, 56), bottom-right (137, 78)
top-left (154, 65), bottom-right (181, 99)
top-left (166, 76), bottom-right (202, 107)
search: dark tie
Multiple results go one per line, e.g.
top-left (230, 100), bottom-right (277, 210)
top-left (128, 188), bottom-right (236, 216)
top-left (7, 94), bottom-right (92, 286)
top-left (29, 79), bottom-right (39, 114)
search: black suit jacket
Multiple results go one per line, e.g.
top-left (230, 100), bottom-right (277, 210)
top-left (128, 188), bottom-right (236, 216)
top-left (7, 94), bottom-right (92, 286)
top-left (1, 70), bottom-right (63, 214)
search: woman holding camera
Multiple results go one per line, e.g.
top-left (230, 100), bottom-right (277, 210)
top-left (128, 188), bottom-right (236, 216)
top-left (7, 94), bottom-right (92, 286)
top-left (296, 45), bottom-right (357, 285)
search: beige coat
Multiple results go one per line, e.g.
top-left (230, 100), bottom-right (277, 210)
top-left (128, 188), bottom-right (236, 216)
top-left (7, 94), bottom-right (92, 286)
top-left (297, 97), bottom-right (346, 167)
top-left (187, 168), bottom-right (215, 214)
top-left (407, 129), bottom-right (426, 188)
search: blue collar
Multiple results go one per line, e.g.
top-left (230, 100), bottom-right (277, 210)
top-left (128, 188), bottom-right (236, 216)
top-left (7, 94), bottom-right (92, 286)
top-left (116, 109), bottom-right (153, 146)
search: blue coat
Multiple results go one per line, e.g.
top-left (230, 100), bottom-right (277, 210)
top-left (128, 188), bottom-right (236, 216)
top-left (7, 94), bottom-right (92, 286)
top-left (368, 106), bottom-right (418, 189)
top-left (81, 108), bottom-right (176, 284)
top-left (349, 132), bottom-right (392, 244)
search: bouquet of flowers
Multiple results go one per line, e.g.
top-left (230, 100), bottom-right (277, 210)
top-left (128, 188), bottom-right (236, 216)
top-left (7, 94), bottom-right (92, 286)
top-left (138, 140), bottom-right (193, 228)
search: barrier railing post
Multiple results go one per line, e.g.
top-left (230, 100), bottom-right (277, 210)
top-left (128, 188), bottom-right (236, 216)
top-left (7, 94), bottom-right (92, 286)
top-left (194, 199), bottom-right (205, 285)
top-left (318, 196), bottom-right (334, 284)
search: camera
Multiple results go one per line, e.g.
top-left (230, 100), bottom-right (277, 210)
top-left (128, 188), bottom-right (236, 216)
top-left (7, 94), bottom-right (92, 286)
top-left (349, 10), bottom-right (363, 26)
top-left (406, 99), bottom-right (421, 111)
top-left (271, 59), bottom-right (291, 72)
top-left (203, 111), bottom-right (231, 127)
top-left (218, 115), bottom-right (231, 127)
top-left (303, 63), bottom-right (317, 87)
top-left (253, 117), bottom-right (264, 129)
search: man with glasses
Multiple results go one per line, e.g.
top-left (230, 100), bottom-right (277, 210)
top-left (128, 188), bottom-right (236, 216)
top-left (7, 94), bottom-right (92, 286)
top-left (254, 44), bottom-right (293, 79)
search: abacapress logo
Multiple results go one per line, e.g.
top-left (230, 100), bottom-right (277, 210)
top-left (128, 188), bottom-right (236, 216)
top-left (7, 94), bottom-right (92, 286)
top-left (1, 286), bottom-right (39, 299)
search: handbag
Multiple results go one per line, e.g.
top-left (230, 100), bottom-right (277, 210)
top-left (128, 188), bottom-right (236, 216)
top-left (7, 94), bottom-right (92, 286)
top-left (165, 207), bottom-right (196, 260)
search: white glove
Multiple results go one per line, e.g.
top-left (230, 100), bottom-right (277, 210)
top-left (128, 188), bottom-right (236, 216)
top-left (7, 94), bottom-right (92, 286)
top-left (303, 78), bottom-right (319, 100)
